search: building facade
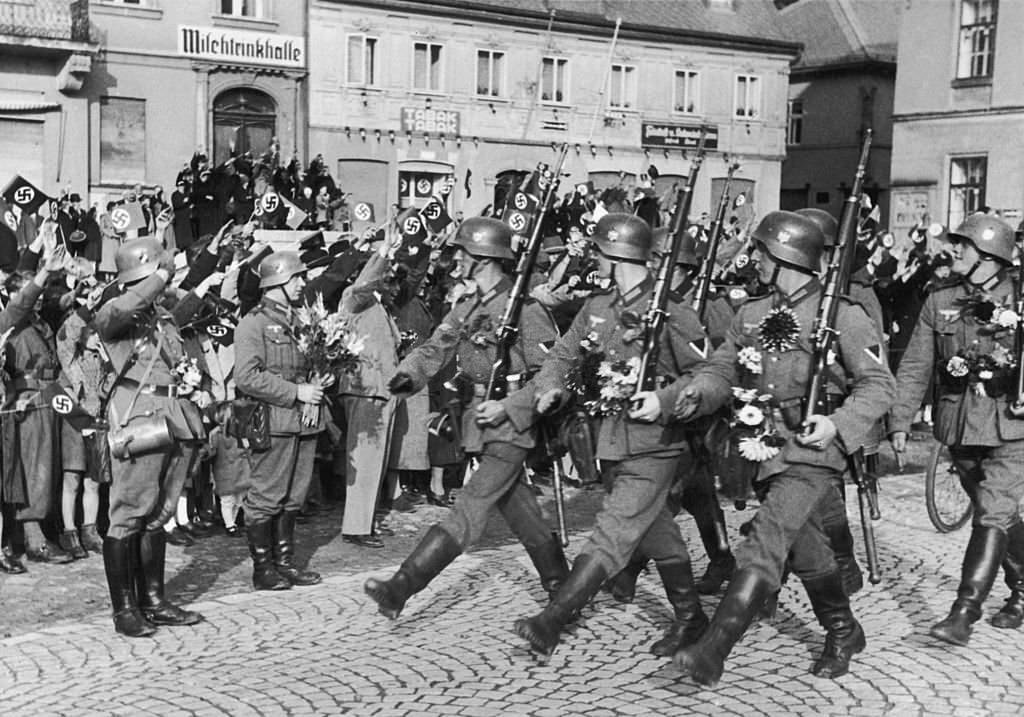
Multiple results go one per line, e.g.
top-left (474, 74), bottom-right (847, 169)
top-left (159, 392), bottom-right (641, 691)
top-left (891, 0), bottom-right (1019, 235)
top-left (308, 0), bottom-right (799, 222)
top-left (777, 0), bottom-right (897, 225)
top-left (0, 0), bottom-right (96, 195)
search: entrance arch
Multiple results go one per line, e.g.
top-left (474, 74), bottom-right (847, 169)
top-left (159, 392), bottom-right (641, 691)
top-left (212, 88), bottom-right (276, 165)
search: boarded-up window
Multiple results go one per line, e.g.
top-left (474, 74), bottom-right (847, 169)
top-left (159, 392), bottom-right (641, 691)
top-left (100, 97), bottom-right (146, 184)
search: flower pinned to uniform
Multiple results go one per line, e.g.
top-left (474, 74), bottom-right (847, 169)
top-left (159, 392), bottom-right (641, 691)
top-left (725, 387), bottom-right (782, 463)
top-left (757, 307), bottom-right (801, 353)
top-left (737, 346), bottom-right (763, 375)
top-left (945, 356), bottom-right (969, 378)
top-left (468, 314), bottom-right (495, 347)
top-left (994, 307), bottom-right (1020, 330)
top-left (172, 356), bottom-right (203, 396)
top-left (581, 331), bottom-right (601, 352)
top-left (736, 404), bottom-right (765, 426)
top-left (737, 435), bottom-right (781, 462)
top-left (397, 330), bottom-right (418, 357)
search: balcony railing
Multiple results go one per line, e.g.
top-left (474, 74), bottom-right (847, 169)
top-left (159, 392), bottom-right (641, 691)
top-left (0, 0), bottom-right (90, 43)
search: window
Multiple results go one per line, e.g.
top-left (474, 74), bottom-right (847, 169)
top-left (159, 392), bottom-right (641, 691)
top-left (220, 0), bottom-right (266, 18)
top-left (949, 156), bottom-right (987, 227)
top-left (100, 97), bottom-right (146, 184)
top-left (212, 88), bottom-right (276, 166)
top-left (787, 99), bottom-right (804, 144)
top-left (540, 56), bottom-right (568, 104)
top-left (957, 0), bottom-right (997, 79)
top-left (347, 35), bottom-right (378, 85)
top-left (608, 64), bottom-right (637, 109)
top-left (413, 42), bottom-right (444, 92)
top-left (476, 50), bottom-right (505, 97)
top-left (673, 70), bottom-right (700, 114)
top-left (734, 74), bottom-right (761, 119)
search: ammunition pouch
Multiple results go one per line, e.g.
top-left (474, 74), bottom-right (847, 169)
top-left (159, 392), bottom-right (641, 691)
top-left (226, 396), bottom-right (271, 452)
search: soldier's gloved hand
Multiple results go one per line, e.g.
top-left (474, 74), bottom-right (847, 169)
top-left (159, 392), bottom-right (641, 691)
top-left (388, 372), bottom-right (415, 396)
top-left (674, 385), bottom-right (702, 421)
top-left (628, 391), bottom-right (662, 423)
top-left (475, 400), bottom-right (508, 427)
top-left (296, 382), bottom-right (325, 404)
top-left (535, 388), bottom-right (566, 416)
top-left (890, 431), bottom-right (908, 454)
top-left (797, 414), bottom-right (838, 451)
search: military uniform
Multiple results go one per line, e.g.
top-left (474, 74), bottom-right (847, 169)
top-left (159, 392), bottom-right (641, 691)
top-left (94, 238), bottom-right (205, 637)
top-left (364, 216), bottom-right (566, 621)
top-left (674, 210), bottom-right (894, 687)
top-left (891, 213), bottom-right (1024, 644)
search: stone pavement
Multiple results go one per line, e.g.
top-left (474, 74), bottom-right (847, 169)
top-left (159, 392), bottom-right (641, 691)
top-left (2, 472), bottom-right (1024, 716)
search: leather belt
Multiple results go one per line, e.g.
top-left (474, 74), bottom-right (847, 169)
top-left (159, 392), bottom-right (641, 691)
top-left (119, 378), bottom-right (183, 398)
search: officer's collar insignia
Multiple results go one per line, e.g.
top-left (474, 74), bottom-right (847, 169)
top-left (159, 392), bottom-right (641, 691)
top-left (863, 344), bottom-right (885, 365)
top-left (981, 227), bottom-right (995, 241)
top-left (777, 230), bottom-right (792, 244)
top-left (689, 337), bottom-right (709, 359)
top-left (607, 229), bottom-right (619, 242)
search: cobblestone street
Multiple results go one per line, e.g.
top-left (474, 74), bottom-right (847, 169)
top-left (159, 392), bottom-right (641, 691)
top-left (2, 465), bottom-right (1023, 716)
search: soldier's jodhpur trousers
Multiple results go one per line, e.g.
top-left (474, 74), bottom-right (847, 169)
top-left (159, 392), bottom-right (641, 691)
top-left (740, 463), bottom-right (843, 591)
top-left (439, 441), bottom-right (553, 551)
top-left (243, 434), bottom-right (319, 522)
top-left (108, 441), bottom-right (200, 539)
top-left (951, 441), bottom-right (1024, 530)
top-left (586, 454), bottom-right (691, 576)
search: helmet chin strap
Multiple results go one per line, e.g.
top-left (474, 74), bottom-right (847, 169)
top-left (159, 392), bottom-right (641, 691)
top-left (282, 284), bottom-right (303, 307)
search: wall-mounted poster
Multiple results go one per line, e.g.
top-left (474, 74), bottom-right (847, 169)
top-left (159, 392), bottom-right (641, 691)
top-left (100, 97), bottom-right (146, 184)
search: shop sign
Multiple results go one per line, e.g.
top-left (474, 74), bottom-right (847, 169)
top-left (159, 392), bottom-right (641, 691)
top-left (641, 122), bottom-right (719, 150)
top-left (178, 25), bottom-right (305, 69)
top-left (401, 107), bottom-right (460, 135)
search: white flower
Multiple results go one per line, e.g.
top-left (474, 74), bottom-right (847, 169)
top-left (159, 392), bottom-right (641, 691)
top-left (946, 356), bottom-right (969, 378)
top-left (737, 436), bottom-right (780, 462)
top-left (732, 387), bottom-right (759, 403)
top-left (737, 346), bottom-right (762, 374)
top-left (737, 405), bottom-right (765, 426)
top-left (978, 369), bottom-right (994, 381)
top-left (996, 309), bottom-right (1020, 329)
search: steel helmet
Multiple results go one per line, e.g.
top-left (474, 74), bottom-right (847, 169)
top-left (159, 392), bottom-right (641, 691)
top-left (453, 216), bottom-right (515, 261)
top-left (949, 213), bottom-right (1015, 264)
top-left (116, 237), bottom-right (164, 284)
top-left (796, 208), bottom-right (838, 248)
top-left (592, 213), bottom-right (653, 262)
top-left (751, 210), bottom-right (825, 273)
top-left (258, 251), bottom-right (307, 289)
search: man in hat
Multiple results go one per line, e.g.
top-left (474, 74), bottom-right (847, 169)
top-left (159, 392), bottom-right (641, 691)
top-left (234, 251), bottom-right (326, 591)
top-left (513, 213), bottom-right (712, 660)
top-left (364, 216), bottom-right (565, 619)
top-left (891, 213), bottom-right (1024, 644)
top-left (93, 237), bottom-right (207, 636)
top-left (671, 211), bottom-right (893, 686)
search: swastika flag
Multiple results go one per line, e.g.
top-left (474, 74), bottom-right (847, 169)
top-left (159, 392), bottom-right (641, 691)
top-left (2, 175), bottom-right (51, 215)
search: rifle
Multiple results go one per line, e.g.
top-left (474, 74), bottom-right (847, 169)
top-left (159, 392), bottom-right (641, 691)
top-left (635, 128), bottom-right (709, 393)
top-left (802, 129), bottom-right (881, 584)
top-left (485, 143), bottom-right (569, 400)
top-left (692, 161), bottom-right (739, 323)
top-left (1009, 236), bottom-right (1024, 418)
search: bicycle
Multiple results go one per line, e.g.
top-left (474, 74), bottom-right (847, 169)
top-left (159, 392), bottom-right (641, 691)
top-left (924, 439), bottom-right (972, 533)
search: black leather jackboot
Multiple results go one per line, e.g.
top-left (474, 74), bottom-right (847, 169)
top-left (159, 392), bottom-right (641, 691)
top-left (525, 534), bottom-right (570, 601)
top-left (650, 559), bottom-right (709, 657)
top-left (604, 556), bottom-right (647, 604)
top-left (273, 511), bottom-right (322, 586)
top-left (931, 525), bottom-right (1007, 646)
top-left (103, 535), bottom-right (156, 638)
top-left (137, 530), bottom-right (204, 626)
top-left (364, 525), bottom-right (461, 618)
top-left (804, 571), bottom-right (866, 678)
top-left (992, 523), bottom-right (1024, 629)
top-left (247, 519), bottom-right (292, 591)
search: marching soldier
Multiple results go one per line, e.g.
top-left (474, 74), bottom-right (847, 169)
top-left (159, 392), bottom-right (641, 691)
top-left (513, 213), bottom-right (711, 659)
top-left (234, 251), bottom-right (325, 591)
top-left (890, 214), bottom-right (1024, 643)
top-left (94, 238), bottom-right (206, 637)
top-left (363, 216), bottom-right (567, 619)
top-left (673, 211), bottom-right (894, 686)
top-left (606, 227), bottom-right (737, 605)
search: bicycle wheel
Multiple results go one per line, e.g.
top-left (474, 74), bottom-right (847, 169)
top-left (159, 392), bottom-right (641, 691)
top-left (925, 440), bottom-right (972, 533)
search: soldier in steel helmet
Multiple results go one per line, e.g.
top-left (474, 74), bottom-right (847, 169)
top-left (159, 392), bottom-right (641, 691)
top-left (672, 210), bottom-right (894, 686)
top-left (513, 213), bottom-right (712, 660)
top-left (92, 237), bottom-right (206, 637)
top-left (605, 225), bottom-right (737, 605)
top-left (890, 213), bottom-right (1024, 645)
top-left (363, 215), bottom-right (564, 620)
top-left (233, 251), bottom-right (326, 592)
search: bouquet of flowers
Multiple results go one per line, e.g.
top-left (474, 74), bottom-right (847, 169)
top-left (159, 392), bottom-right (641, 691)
top-left (171, 356), bottom-right (211, 407)
top-left (565, 331), bottom-right (641, 417)
top-left (728, 387), bottom-right (784, 462)
top-left (294, 294), bottom-right (366, 426)
top-left (397, 330), bottom-right (419, 357)
top-left (955, 293), bottom-right (1020, 335)
top-left (758, 307), bottom-right (801, 353)
top-left (944, 343), bottom-right (1017, 398)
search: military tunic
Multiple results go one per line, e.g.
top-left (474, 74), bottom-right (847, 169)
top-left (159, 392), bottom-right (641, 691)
top-left (531, 275), bottom-right (710, 574)
top-left (892, 276), bottom-right (1024, 530)
top-left (93, 273), bottom-right (206, 539)
top-left (234, 296), bottom-right (325, 522)
top-left (395, 275), bottom-right (558, 550)
top-left (683, 279), bottom-right (894, 587)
